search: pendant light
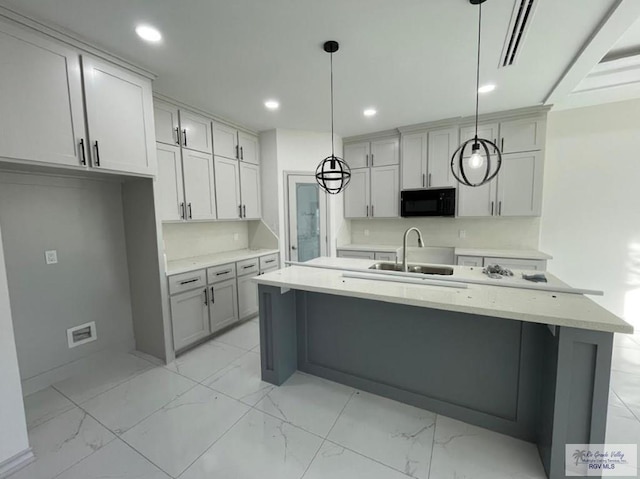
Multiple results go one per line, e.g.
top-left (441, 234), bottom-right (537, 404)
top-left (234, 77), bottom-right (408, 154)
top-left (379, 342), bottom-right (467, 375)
top-left (451, 0), bottom-right (502, 187)
top-left (315, 40), bottom-right (352, 195)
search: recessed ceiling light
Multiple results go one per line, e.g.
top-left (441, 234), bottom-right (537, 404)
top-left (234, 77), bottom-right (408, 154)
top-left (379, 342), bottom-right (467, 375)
top-left (264, 100), bottom-right (280, 110)
top-left (478, 84), bottom-right (496, 93)
top-left (363, 108), bottom-right (377, 117)
top-left (135, 24), bottom-right (162, 43)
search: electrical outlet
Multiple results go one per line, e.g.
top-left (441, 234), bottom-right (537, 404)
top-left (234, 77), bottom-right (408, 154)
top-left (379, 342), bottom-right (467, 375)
top-left (364, 229), bottom-right (370, 237)
top-left (233, 233), bottom-right (239, 241)
top-left (45, 250), bottom-right (58, 265)
top-left (458, 230), bottom-right (466, 239)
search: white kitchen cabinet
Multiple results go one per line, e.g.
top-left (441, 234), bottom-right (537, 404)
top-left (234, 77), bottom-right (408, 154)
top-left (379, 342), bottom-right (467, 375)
top-left (238, 131), bottom-right (259, 165)
top-left (456, 255), bottom-right (484, 267)
top-left (237, 274), bottom-right (258, 320)
top-left (498, 118), bottom-right (545, 154)
top-left (344, 142), bottom-right (370, 169)
top-left (400, 132), bottom-right (427, 190)
top-left (170, 287), bottom-right (210, 351)
top-left (370, 165), bottom-right (399, 218)
top-left (82, 56), bottom-right (155, 175)
top-left (179, 110), bottom-right (213, 154)
top-left (239, 162), bottom-right (261, 219)
top-left (344, 169), bottom-right (370, 218)
top-left (156, 144), bottom-right (185, 221)
top-left (182, 150), bottom-right (217, 220)
top-left (209, 279), bottom-right (238, 333)
top-left (483, 257), bottom-right (546, 271)
top-left (212, 121), bottom-right (239, 160)
top-left (460, 123), bottom-right (499, 150)
top-left (370, 137), bottom-right (399, 167)
top-left (214, 156), bottom-right (241, 220)
top-left (457, 181), bottom-right (496, 217)
top-left (0, 21), bottom-right (86, 167)
top-left (374, 252), bottom-right (397, 262)
top-left (153, 101), bottom-right (180, 146)
top-left (337, 250), bottom-right (375, 260)
top-left (496, 152), bottom-right (543, 217)
top-left (428, 127), bottom-right (458, 187)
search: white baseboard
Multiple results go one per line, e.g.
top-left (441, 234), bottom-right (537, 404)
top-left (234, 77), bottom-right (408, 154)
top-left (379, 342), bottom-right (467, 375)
top-left (0, 448), bottom-right (34, 478)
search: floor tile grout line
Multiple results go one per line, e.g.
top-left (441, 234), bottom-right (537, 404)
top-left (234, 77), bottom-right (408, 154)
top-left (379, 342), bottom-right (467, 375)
top-left (610, 388), bottom-right (640, 424)
top-left (298, 439), bottom-right (326, 479)
top-left (426, 414), bottom-right (439, 479)
top-left (324, 388), bottom-right (357, 440)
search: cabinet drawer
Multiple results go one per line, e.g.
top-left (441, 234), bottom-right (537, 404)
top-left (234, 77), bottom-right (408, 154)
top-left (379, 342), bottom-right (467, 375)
top-left (483, 257), bottom-right (546, 271)
top-left (207, 263), bottom-right (237, 284)
top-left (337, 250), bottom-right (375, 260)
top-left (169, 269), bottom-right (206, 295)
top-left (260, 254), bottom-right (279, 271)
top-left (237, 258), bottom-right (259, 276)
top-left (374, 252), bottom-right (397, 262)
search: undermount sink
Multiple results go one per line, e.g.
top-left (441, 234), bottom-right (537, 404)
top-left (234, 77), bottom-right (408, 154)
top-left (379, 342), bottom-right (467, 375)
top-left (369, 262), bottom-right (454, 276)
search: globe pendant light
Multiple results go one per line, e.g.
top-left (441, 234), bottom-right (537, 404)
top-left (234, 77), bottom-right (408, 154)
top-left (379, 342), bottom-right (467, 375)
top-left (315, 40), bottom-right (352, 195)
top-left (451, 0), bottom-right (502, 187)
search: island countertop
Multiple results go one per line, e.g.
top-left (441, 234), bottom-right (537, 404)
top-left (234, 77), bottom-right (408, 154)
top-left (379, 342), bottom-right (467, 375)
top-left (254, 257), bottom-right (632, 334)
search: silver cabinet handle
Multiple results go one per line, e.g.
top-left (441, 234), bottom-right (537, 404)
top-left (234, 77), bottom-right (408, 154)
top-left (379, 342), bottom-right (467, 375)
top-left (180, 202), bottom-right (185, 219)
top-left (501, 138), bottom-right (504, 151)
top-left (371, 153), bottom-right (374, 166)
top-left (265, 259), bottom-right (275, 264)
top-left (210, 286), bottom-right (215, 304)
top-left (491, 201), bottom-right (495, 216)
top-left (371, 204), bottom-right (374, 217)
top-left (203, 288), bottom-right (208, 306)
top-left (180, 278), bottom-right (198, 285)
top-left (243, 205), bottom-right (246, 218)
top-left (498, 201), bottom-right (502, 216)
top-left (366, 205), bottom-right (369, 217)
top-left (493, 138), bottom-right (497, 153)
top-left (238, 205), bottom-right (242, 218)
top-left (79, 139), bottom-right (86, 165)
top-left (242, 264), bottom-right (255, 269)
top-left (183, 129), bottom-right (187, 147)
top-left (365, 154), bottom-right (369, 167)
top-left (240, 146), bottom-right (244, 160)
top-left (422, 173), bottom-right (425, 187)
top-left (235, 145), bottom-right (240, 159)
top-left (216, 270), bottom-right (232, 276)
top-left (93, 140), bottom-right (101, 166)
top-left (174, 127), bottom-right (180, 145)
top-left (428, 173), bottom-right (432, 187)
top-left (188, 203), bottom-right (193, 219)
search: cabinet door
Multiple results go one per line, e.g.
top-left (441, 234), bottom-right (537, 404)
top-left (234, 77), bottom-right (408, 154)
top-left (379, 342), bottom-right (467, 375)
top-left (370, 165), bottom-right (399, 218)
top-left (370, 137), bottom-right (399, 167)
top-left (427, 127), bottom-right (458, 187)
top-left (499, 118), bottom-right (545, 154)
top-left (456, 255), bottom-right (483, 267)
top-left (212, 121), bottom-right (238, 159)
top-left (209, 279), bottom-right (238, 333)
top-left (456, 180), bottom-right (497, 217)
top-left (240, 162), bottom-right (261, 219)
top-left (170, 288), bottom-right (210, 351)
top-left (401, 132), bottom-right (427, 189)
top-left (156, 144), bottom-right (184, 221)
top-left (496, 152), bottom-right (542, 217)
top-left (344, 142), bottom-right (370, 169)
top-left (179, 110), bottom-right (212, 154)
top-left (82, 56), bottom-right (155, 175)
top-left (459, 123), bottom-right (499, 154)
top-left (237, 275), bottom-right (258, 320)
top-left (344, 169), bottom-right (370, 218)
top-left (238, 131), bottom-right (259, 164)
top-left (183, 150), bottom-right (217, 220)
top-left (153, 101), bottom-right (180, 146)
top-left (214, 157), bottom-right (241, 220)
top-left (374, 252), bottom-right (397, 262)
top-left (0, 21), bottom-right (86, 167)
top-left (336, 250), bottom-right (375, 260)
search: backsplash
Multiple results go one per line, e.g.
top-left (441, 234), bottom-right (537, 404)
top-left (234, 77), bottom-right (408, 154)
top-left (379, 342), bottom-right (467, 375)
top-left (163, 221), bottom-right (250, 260)
top-left (349, 217), bottom-right (541, 249)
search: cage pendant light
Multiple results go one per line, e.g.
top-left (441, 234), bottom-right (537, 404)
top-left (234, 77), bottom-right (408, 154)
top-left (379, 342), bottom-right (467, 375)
top-left (315, 40), bottom-right (351, 195)
top-left (451, 0), bottom-right (502, 188)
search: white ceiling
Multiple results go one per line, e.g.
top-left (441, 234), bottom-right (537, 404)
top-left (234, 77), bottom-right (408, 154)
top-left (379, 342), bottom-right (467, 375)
top-left (0, 0), bottom-right (629, 137)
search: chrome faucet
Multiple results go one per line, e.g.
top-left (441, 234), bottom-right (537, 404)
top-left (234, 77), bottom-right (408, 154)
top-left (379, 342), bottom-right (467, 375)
top-left (402, 227), bottom-right (425, 272)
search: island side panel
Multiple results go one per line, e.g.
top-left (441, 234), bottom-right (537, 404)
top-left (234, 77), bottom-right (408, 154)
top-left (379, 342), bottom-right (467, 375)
top-left (296, 291), bottom-right (543, 441)
top-left (258, 285), bottom-right (297, 385)
top-left (537, 326), bottom-right (613, 479)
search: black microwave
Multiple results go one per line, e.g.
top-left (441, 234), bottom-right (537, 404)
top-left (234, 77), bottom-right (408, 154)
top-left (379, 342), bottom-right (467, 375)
top-left (400, 188), bottom-right (456, 217)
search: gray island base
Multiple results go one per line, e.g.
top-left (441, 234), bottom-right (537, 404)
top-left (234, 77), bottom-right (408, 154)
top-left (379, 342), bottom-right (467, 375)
top-left (258, 285), bottom-right (614, 479)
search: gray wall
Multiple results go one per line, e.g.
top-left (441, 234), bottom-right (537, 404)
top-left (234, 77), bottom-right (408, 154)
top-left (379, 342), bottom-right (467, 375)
top-left (0, 172), bottom-right (135, 383)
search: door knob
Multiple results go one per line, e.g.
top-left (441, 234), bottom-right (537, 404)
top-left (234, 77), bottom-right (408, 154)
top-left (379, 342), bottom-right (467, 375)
top-left (291, 246), bottom-right (297, 250)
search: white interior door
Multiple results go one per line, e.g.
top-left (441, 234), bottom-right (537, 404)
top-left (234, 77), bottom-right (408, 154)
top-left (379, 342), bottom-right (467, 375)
top-left (287, 174), bottom-right (328, 262)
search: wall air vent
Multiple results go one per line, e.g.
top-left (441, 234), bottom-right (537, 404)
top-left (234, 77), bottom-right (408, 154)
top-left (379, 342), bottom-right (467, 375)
top-left (67, 321), bottom-right (97, 348)
top-left (500, 0), bottom-right (539, 67)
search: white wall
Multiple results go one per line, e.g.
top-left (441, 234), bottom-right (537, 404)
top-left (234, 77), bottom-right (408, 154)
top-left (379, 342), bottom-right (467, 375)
top-left (541, 99), bottom-right (640, 330)
top-left (350, 217), bottom-right (541, 249)
top-left (0, 221), bottom-right (30, 473)
top-left (162, 221), bottom-right (250, 261)
top-left (0, 173), bottom-right (136, 391)
top-left (260, 129), bottom-right (347, 261)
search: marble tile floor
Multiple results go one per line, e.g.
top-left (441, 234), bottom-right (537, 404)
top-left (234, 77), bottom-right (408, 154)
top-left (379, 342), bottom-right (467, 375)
top-left (15, 326), bottom-right (640, 479)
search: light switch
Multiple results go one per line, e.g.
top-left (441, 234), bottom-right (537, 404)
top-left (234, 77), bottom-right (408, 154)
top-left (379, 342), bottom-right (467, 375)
top-left (45, 250), bottom-right (58, 265)
top-left (458, 230), bottom-right (466, 239)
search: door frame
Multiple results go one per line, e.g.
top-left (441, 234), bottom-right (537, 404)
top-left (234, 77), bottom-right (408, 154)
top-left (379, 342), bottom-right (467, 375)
top-left (284, 171), bottom-right (330, 262)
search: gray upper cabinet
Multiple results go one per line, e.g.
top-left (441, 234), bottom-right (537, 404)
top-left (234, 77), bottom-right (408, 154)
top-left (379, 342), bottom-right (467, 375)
top-left (344, 137), bottom-right (399, 170)
top-left (401, 127), bottom-right (457, 189)
top-left (0, 20), bottom-right (86, 168)
top-left (400, 132), bottom-right (427, 190)
top-left (459, 123), bottom-right (499, 150)
top-left (182, 150), bottom-right (217, 220)
top-left (153, 101), bottom-right (180, 146)
top-left (213, 121), bottom-right (259, 165)
top-left (239, 162), bottom-right (261, 219)
top-left (156, 144), bottom-right (185, 221)
top-left (238, 131), bottom-right (259, 165)
top-left (498, 118), bottom-right (546, 154)
top-left (370, 165), bottom-right (399, 218)
top-left (179, 110), bottom-right (213, 154)
top-left (214, 156), bottom-right (241, 220)
top-left (344, 169), bottom-right (370, 219)
top-left (344, 142), bottom-right (370, 169)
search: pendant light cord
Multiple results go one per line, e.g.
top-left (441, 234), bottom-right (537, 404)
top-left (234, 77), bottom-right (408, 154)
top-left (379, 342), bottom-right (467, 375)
top-left (330, 51), bottom-right (335, 157)
top-left (474, 2), bottom-right (482, 140)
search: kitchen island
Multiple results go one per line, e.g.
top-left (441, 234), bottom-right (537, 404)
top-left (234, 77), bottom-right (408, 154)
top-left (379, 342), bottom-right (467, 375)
top-left (254, 257), bottom-right (632, 479)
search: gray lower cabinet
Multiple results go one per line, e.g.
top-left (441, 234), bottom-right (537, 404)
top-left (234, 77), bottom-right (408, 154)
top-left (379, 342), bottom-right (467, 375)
top-left (209, 279), bottom-right (238, 334)
top-left (170, 287), bottom-right (210, 351)
top-left (237, 274), bottom-right (258, 320)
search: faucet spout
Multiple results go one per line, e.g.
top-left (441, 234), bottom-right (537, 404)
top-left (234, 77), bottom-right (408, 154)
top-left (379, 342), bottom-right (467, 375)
top-left (402, 227), bottom-right (425, 272)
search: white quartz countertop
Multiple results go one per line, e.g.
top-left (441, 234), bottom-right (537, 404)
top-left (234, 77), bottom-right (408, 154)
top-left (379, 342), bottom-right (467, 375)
top-left (454, 248), bottom-right (553, 260)
top-left (166, 248), bottom-right (279, 275)
top-left (337, 244), bottom-right (401, 253)
top-left (254, 257), bottom-right (632, 334)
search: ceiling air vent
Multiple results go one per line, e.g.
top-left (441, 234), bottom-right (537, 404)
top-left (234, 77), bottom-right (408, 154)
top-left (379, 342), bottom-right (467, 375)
top-left (500, 0), bottom-right (538, 67)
